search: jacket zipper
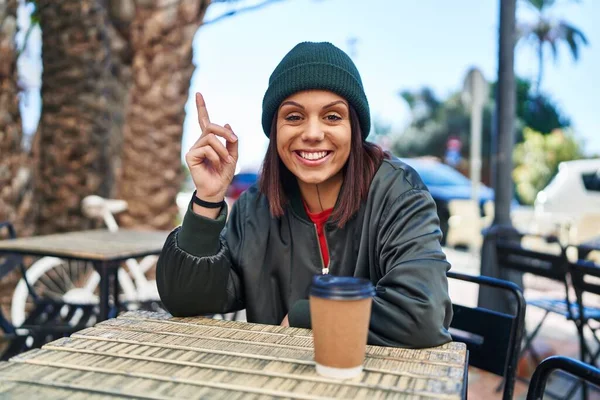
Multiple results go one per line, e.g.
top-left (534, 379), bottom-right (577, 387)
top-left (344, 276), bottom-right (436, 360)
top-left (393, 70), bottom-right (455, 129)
top-left (314, 224), bottom-right (330, 275)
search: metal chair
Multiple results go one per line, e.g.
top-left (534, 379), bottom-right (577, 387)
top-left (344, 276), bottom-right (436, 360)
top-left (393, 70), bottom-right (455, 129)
top-left (0, 221), bottom-right (95, 360)
top-left (526, 356), bottom-right (600, 400)
top-left (496, 238), bottom-right (590, 365)
top-left (568, 259), bottom-right (600, 366)
top-left (447, 271), bottom-right (526, 400)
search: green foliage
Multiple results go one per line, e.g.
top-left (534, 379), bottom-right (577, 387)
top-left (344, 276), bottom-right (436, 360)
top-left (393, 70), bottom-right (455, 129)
top-left (392, 77), bottom-right (570, 160)
top-left (28, 1), bottom-right (39, 24)
top-left (522, 94), bottom-right (571, 135)
top-left (494, 78), bottom-right (570, 139)
top-left (371, 119), bottom-right (391, 138)
top-left (392, 89), bottom-right (488, 159)
top-left (512, 128), bottom-right (584, 204)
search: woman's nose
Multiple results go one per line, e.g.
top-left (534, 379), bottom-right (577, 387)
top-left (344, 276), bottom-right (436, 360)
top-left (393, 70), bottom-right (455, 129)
top-left (301, 118), bottom-right (324, 141)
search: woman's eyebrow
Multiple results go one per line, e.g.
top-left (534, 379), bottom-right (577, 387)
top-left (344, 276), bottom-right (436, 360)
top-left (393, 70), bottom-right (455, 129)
top-left (322, 100), bottom-right (348, 110)
top-left (279, 101), bottom-right (304, 109)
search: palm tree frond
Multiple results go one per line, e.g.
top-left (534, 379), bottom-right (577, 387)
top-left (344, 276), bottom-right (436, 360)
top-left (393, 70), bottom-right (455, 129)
top-left (549, 40), bottom-right (559, 62)
top-left (559, 22), bottom-right (589, 60)
top-left (522, 0), bottom-right (555, 12)
top-left (565, 33), bottom-right (580, 60)
top-left (566, 23), bottom-right (589, 45)
top-left (519, 0), bottom-right (588, 93)
top-left (399, 91), bottom-right (416, 108)
top-left (516, 22), bottom-right (534, 39)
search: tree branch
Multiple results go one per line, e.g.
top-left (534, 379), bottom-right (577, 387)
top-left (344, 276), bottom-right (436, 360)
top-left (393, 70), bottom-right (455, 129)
top-left (202, 0), bottom-right (285, 26)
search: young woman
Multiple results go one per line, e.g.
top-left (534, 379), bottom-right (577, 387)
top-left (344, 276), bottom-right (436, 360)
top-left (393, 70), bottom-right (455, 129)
top-left (157, 42), bottom-right (453, 348)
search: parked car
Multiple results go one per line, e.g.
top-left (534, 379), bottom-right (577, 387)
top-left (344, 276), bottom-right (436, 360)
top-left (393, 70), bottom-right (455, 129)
top-left (226, 172), bottom-right (259, 201)
top-left (535, 159), bottom-right (600, 218)
top-left (533, 159), bottom-right (600, 241)
top-left (400, 158), bottom-right (495, 244)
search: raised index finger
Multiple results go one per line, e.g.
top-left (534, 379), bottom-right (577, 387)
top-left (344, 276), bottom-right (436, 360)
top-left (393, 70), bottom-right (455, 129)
top-left (195, 92), bottom-right (211, 133)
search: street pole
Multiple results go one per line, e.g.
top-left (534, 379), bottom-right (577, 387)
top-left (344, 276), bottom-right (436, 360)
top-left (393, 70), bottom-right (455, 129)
top-left (493, 0), bottom-right (517, 227)
top-left (462, 68), bottom-right (488, 207)
top-left (478, 0), bottom-right (522, 314)
top-left (470, 102), bottom-right (482, 204)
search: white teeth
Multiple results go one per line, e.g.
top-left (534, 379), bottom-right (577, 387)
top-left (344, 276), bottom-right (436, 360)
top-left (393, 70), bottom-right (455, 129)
top-left (299, 151), bottom-right (328, 160)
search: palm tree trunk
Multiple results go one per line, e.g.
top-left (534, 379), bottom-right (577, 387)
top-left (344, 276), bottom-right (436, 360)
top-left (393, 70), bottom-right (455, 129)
top-left (0, 0), bottom-right (35, 237)
top-left (115, 1), bottom-right (210, 230)
top-left (35, 0), bottom-right (125, 234)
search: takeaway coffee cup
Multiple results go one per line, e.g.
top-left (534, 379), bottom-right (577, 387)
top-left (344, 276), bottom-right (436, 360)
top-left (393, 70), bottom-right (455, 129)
top-left (309, 275), bottom-right (375, 379)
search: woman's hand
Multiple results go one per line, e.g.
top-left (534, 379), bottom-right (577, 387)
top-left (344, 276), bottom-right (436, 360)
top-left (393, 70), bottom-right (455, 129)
top-left (185, 93), bottom-right (239, 218)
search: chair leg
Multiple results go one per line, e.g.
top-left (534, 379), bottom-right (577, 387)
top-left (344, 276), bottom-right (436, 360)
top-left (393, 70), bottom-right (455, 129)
top-left (587, 326), bottom-right (600, 366)
top-left (495, 311), bottom-right (552, 394)
top-left (562, 376), bottom-right (583, 400)
top-left (523, 311), bottom-right (551, 361)
top-left (0, 335), bottom-right (29, 361)
top-left (577, 322), bottom-right (589, 400)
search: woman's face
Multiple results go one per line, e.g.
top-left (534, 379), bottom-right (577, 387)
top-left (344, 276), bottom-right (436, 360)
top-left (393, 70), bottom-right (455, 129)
top-left (276, 90), bottom-right (352, 186)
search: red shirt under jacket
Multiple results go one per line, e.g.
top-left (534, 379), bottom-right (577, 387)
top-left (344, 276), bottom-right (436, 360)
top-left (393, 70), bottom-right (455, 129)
top-left (303, 201), bottom-right (333, 268)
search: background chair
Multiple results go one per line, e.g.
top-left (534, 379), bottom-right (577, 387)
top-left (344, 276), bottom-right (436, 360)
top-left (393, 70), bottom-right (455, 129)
top-left (526, 356), bottom-right (600, 400)
top-left (568, 259), bottom-right (600, 367)
top-left (0, 221), bottom-right (95, 360)
top-left (447, 271), bottom-right (526, 400)
top-left (496, 238), bottom-right (583, 366)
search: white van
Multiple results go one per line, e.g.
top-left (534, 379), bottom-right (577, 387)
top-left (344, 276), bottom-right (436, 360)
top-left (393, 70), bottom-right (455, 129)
top-left (535, 159), bottom-right (600, 216)
top-left (534, 159), bottom-right (600, 243)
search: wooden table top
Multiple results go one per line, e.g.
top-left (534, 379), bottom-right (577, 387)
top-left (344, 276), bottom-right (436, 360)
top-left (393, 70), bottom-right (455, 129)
top-left (0, 311), bottom-right (468, 399)
top-left (0, 229), bottom-right (170, 262)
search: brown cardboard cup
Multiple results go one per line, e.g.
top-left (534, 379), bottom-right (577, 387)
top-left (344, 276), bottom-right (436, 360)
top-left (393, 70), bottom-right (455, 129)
top-left (309, 275), bottom-right (375, 379)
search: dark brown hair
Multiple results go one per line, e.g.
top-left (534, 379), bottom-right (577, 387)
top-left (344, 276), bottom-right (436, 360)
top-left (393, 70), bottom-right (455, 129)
top-left (258, 106), bottom-right (389, 227)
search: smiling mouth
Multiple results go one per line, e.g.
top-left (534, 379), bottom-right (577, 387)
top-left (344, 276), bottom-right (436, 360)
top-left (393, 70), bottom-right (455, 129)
top-left (295, 150), bottom-right (332, 161)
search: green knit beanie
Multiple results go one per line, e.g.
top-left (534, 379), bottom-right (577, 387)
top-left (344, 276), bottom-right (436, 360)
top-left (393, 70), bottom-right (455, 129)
top-left (262, 41), bottom-right (371, 140)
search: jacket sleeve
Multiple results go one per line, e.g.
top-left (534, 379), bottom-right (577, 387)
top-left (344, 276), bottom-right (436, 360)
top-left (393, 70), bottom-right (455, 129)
top-left (156, 197), bottom-right (246, 317)
top-left (368, 188), bottom-right (453, 348)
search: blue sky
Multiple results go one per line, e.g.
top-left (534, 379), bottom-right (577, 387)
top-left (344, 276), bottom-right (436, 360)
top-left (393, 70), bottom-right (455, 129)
top-left (184, 0), bottom-right (599, 172)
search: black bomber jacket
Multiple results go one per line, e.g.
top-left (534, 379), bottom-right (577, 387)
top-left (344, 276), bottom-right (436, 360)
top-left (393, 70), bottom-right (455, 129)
top-left (157, 158), bottom-right (453, 348)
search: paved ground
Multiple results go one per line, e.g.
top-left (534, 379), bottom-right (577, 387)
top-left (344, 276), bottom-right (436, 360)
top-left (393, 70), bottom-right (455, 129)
top-left (444, 247), bottom-right (599, 399)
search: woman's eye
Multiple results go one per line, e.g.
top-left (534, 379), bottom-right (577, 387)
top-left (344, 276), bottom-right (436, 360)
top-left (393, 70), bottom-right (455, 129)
top-left (285, 115), bottom-right (302, 121)
top-left (325, 114), bottom-right (342, 121)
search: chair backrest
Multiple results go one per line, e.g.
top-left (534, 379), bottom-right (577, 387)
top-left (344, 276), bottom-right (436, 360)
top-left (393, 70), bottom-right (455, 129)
top-left (569, 259), bottom-right (600, 346)
top-left (526, 356), bottom-right (600, 400)
top-left (569, 258), bottom-right (600, 297)
top-left (496, 239), bottom-right (568, 282)
top-left (0, 222), bottom-right (22, 334)
top-left (447, 271), bottom-right (525, 400)
top-left (0, 222), bottom-right (22, 282)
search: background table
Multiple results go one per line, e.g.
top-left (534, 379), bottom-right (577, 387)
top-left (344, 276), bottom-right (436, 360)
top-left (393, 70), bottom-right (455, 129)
top-left (0, 310), bottom-right (468, 399)
top-left (0, 229), bottom-right (169, 320)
